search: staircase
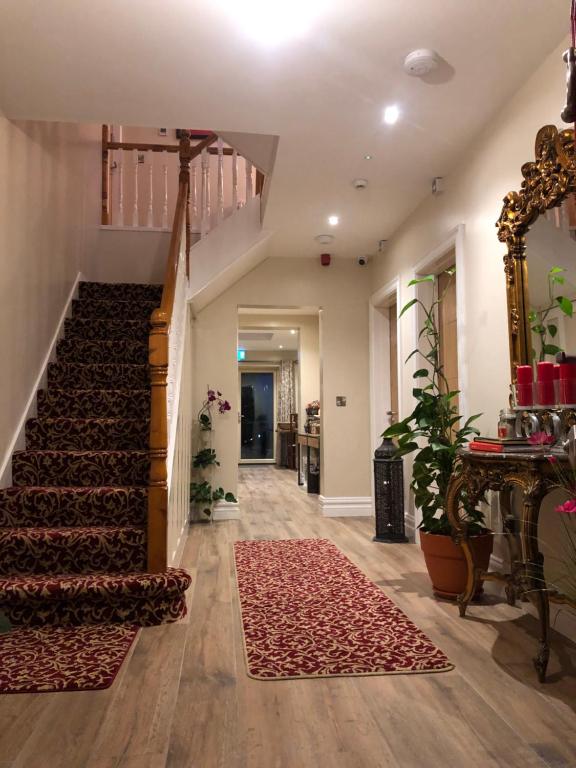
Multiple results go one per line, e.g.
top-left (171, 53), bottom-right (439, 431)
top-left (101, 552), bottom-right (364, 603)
top-left (0, 281), bottom-right (191, 627)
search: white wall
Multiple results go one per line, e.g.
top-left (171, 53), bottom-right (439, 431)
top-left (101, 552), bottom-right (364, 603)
top-left (372, 39), bottom-right (569, 440)
top-left (193, 257), bottom-right (372, 502)
top-left (0, 117), bottom-right (100, 477)
top-left (84, 228), bottom-right (173, 285)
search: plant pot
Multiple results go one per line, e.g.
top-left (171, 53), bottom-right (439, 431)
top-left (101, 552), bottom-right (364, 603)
top-left (419, 530), bottom-right (494, 600)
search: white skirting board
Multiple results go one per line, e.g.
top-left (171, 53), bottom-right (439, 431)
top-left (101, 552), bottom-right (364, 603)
top-left (319, 496), bottom-right (373, 517)
top-left (212, 500), bottom-right (241, 521)
top-left (0, 271), bottom-right (84, 488)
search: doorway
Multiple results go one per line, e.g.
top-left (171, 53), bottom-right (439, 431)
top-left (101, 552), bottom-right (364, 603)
top-left (239, 369), bottom-right (276, 463)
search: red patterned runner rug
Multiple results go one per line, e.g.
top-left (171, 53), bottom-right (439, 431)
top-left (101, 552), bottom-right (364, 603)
top-left (0, 624), bottom-right (138, 693)
top-left (234, 539), bottom-right (453, 679)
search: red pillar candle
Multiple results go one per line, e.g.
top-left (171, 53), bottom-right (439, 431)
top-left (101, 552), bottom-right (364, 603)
top-left (554, 364), bottom-right (561, 404)
top-left (516, 365), bottom-right (533, 384)
top-left (559, 363), bottom-right (576, 404)
top-left (516, 365), bottom-right (534, 406)
top-left (537, 362), bottom-right (555, 406)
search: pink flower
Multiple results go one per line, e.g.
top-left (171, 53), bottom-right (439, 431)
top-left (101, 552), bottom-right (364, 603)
top-left (207, 389), bottom-right (217, 402)
top-left (528, 431), bottom-right (555, 446)
top-left (555, 499), bottom-right (576, 515)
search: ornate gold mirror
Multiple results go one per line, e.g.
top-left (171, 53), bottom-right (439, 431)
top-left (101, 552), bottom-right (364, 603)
top-left (497, 125), bottom-right (576, 380)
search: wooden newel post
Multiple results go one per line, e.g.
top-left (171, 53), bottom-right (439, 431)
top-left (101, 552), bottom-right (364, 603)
top-left (148, 308), bottom-right (169, 572)
top-left (101, 124), bottom-right (110, 225)
top-left (179, 131), bottom-right (192, 277)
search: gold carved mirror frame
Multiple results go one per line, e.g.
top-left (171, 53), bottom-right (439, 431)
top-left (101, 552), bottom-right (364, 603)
top-left (497, 125), bottom-right (576, 380)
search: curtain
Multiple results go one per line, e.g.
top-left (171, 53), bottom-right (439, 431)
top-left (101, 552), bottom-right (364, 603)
top-left (277, 361), bottom-right (295, 422)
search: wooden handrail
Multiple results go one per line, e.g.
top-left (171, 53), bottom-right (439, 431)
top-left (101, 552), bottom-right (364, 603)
top-left (146, 131), bottom-right (217, 572)
top-left (105, 141), bottom-right (236, 157)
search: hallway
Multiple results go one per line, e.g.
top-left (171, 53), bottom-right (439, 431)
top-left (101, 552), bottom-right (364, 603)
top-left (1, 466), bottom-right (576, 768)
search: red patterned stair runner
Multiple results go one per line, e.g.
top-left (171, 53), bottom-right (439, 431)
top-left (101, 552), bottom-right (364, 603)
top-left (0, 281), bottom-right (190, 628)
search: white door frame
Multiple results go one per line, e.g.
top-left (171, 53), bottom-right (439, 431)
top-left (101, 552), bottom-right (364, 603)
top-left (369, 277), bottom-right (402, 524)
top-left (411, 224), bottom-right (468, 421)
top-left (238, 365), bottom-right (278, 464)
top-left (369, 278), bottom-right (402, 454)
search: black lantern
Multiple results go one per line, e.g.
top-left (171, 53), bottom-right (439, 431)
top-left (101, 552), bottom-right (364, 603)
top-left (373, 437), bottom-right (408, 543)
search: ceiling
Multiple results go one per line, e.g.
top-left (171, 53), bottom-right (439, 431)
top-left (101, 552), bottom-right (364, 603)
top-left (238, 329), bottom-right (299, 351)
top-left (0, 0), bottom-right (569, 258)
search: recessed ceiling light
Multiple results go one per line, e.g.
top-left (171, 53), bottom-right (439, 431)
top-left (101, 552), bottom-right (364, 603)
top-left (383, 105), bottom-right (400, 125)
top-left (328, 215), bottom-right (339, 226)
top-left (290, 329), bottom-right (296, 335)
top-left (279, 345), bottom-right (284, 349)
top-left (364, 154), bottom-right (372, 160)
top-left (215, 0), bottom-right (327, 47)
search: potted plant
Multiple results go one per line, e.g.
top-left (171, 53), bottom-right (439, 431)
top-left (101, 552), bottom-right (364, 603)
top-left (382, 271), bottom-right (493, 599)
top-left (190, 388), bottom-right (237, 520)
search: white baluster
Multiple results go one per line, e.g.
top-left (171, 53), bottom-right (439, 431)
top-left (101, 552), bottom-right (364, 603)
top-left (232, 149), bottom-right (238, 211)
top-left (201, 147), bottom-right (210, 238)
top-left (217, 137), bottom-right (225, 222)
top-left (245, 159), bottom-right (253, 203)
top-left (117, 151), bottom-right (124, 226)
top-left (132, 149), bottom-right (139, 227)
top-left (161, 163), bottom-right (169, 229)
top-left (146, 152), bottom-right (154, 228)
top-left (190, 158), bottom-right (199, 231)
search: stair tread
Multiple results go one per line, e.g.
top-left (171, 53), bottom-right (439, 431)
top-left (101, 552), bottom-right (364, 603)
top-left (0, 525), bottom-right (143, 534)
top-left (27, 417), bottom-right (149, 425)
top-left (14, 449), bottom-right (149, 456)
top-left (0, 568), bottom-right (191, 596)
top-left (0, 485), bottom-right (147, 492)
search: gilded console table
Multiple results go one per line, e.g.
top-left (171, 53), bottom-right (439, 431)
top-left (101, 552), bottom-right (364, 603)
top-left (445, 447), bottom-right (574, 683)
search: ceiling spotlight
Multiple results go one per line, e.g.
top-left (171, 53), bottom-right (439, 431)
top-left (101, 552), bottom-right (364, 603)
top-left (290, 329), bottom-right (296, 335)
top-left (279, 345), bottom-right (284, 349)
top-left (328, 215), bottom-right (339, 226)
top-left (364, 154), bottom-right (372, 160)
top-left (383, 105), bottom-right (400, 125)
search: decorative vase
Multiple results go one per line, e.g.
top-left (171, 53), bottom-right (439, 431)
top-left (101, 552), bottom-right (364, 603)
top-left (419, 530), bottom-right (494, 600)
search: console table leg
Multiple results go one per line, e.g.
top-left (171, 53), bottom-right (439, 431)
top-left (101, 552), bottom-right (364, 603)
top-left (457, 540), bottom-right (477, 617)
top-left (532, 588), bottom-right (551, 683)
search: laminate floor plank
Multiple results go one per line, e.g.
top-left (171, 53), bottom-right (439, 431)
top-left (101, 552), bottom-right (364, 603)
top-left (1, 465), bottom-right (575, 768)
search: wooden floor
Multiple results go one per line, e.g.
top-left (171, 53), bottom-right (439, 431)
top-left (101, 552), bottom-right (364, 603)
top-left (1, 466), bottom-right (576, 768)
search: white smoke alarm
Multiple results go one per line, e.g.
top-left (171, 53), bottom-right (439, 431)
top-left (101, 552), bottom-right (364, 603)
top-left (403, 49), bottom-right (440, 77)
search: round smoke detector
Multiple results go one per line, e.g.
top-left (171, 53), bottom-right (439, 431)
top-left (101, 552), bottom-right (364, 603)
top-left (403, 49), bottom-right (440, 77)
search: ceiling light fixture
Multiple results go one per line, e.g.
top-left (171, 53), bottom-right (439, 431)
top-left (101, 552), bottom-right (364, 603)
top-left (290, 329), bottom-right (296, 335)
top-left (279, 345), bottom-right (284, 349)
top-left (383, 105), bottom-right (400, 125)
top-left (328, 215), bottom-right (339, 226)
top-left (364, 154), bottom-right (372, 160)
top-left (215, 0), bottom-right (327, 47)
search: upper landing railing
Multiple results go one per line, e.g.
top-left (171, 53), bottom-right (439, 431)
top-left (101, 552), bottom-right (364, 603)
top-left (100, 125), bottom-right (264, 237)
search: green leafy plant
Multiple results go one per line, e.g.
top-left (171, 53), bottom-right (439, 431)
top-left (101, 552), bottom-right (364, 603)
top-left (191, 387), bottom-right (236, 518)
top-left (382, 271), bottom-right (484, 535)
top-left (529, 266), bottom-right (574, 361)
top-left (193, 448), bottom-right (219, 469)
top-left (190, 480), bottom-right (237, 517)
